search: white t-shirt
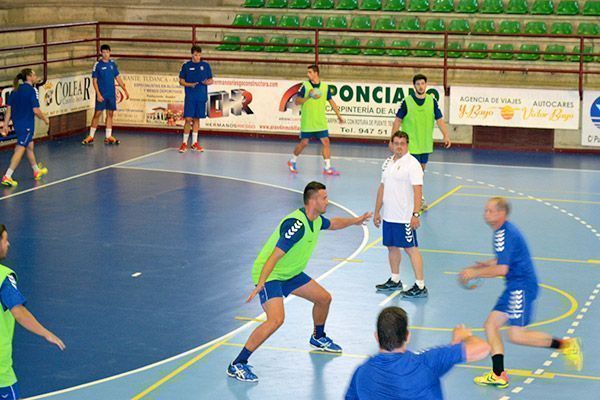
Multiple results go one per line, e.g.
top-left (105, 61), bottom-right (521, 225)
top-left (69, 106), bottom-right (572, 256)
top-left (380, 153), bottom-right (424, 223)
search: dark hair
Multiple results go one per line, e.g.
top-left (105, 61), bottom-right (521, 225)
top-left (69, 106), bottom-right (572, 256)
top-left (303, 181), bottom-right (326, 204)
top-left (308, 64), bottom-right (319, 74)
top-left (191, 45), bottom-right (202, 54)
top-left (0, 224), bottom-right (6, 236)
top-left (13, 68), bottom-right (33, 90)
top-left (391, 130), bottom-right (409, 144)
top-left (100, 44), bottom-right (111, 52)
top-left (412, 74), bottom-right (427, 84)
top-left (377, 307), bottom-right (409, 351)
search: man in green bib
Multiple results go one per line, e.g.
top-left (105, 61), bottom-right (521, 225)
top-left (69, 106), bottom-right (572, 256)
top-left (227, 182), bottom-right (371, 382)
top-left (0, 224), bottom-right (65, 399)
top-left (288, 65), bottom-right (344, 176)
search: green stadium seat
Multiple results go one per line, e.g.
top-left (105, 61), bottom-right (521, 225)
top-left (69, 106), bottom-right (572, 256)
top-left (289, 0), bottom-right (311, 8)
top-left (303, 15), bottom-right (323, 28)
top-left (445, 42), bottom-right (462, 58)
top-left (456, 0), bottom-right (479, 12)
top-left (480, 0), bottom-right (504, 13)
top-left (399, 16), bottom-right (421, 30)
top-left (448, 19), bottom-right (470, 32)
top-left (375, 16), bottom-right (397, 30)
top-left (506, 0), bottom-right (529, 13)
top-left (408, 0), bottom-right (430, 12)
top-left (326, 16), bottom-right (348, 29)
top-left (217, 36), bottom-right (241, 51)
top-left (232, 14), bottom-right (254, 26)
top-left (551, 22), bottom-right (573, 35)
top-left (570, 45), bottom-right (594, 62)
top-left (464, 42), bottom-right (488, 58)
top-left (383, 0), bottom-right (407, 11)
top-left (517, 44), bottom-right (541, 60)
top-left (360, 0), bottom-right (383, 10)
top-left (431, 0), bottom-right (455, 12)
top-left (414, 41), bottom-right (437, 56)
top-left (364, 38), bottom-right (387, 55)
top-left (583, 0), bottom-right (600, 15)
top-left (577, 22), bottom-right (600, 35)
top-left (490, 43), bottom-right (514, 59)
top-left (473, 20), bottom-right (495, 33)
top-left (313, 0), bottom-right (334, 8)
top-left (424, 19), bottom-right (445, 31)
top-left (265, 0), bottom-right (287, 7)
top-left (337, 0), bottom-right (358, 9)
top-left (289, 37), bottom-right (313, 53)
top-left (265, 36), bottom-right (288, 52)
top-left (351, 16), bottom-right (372, 30)
top-left (531, 0), bottom-right (554, 14)
top-left (242, 36), bottom-right (265, 52)
top-left (498, 20), bottom-right (521, 34)
top-left (544, 44), bottom-right (567, 61)
top-left (388, 40), bottom-right (411, 56)
top-left (279, 15), bottom-right (300, 28)
top-left (525, 21), bottom-right (548, 34)
top-left (556, 0), bottom-right (579, 14)
top-left (243, 0), bottom-right (265, 7)
top-left (256, 15), bottom-right (277, 27)
top-left (339, 38), bottom-right (362, 55)
top-left (318, 38), bottom-right (337, 54)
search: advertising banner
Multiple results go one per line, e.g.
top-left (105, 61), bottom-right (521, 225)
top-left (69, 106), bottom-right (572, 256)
top-left (582, 91), bottom-right (600, 147)
top-left (38, 74), bottom-right (95, 117)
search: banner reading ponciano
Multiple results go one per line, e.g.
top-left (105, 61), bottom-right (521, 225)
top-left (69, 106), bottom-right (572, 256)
top-left (582, 91), bottom-right (600, 147)
top-left (449, 86), bottom-right (580, 130)
top-left (112, 74), bottom-right (445, 139)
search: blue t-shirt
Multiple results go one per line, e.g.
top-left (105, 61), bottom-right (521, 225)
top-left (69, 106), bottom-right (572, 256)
top-left (346, 344), bottom-right (465, 400)
top-left (494, 221), bottom-right (538, 290)
top-left (275, 208), bottom-right (331, 253)
top-left (298, 81), bottom-right (333, 100)
top-left (395, 94), bottom-right (443, 120)
top-left (7, 83), bottom-right (39, 127)
top-left (179, 61), bottom-right (213, 101)
top-left (92, 59), bottom-right (120, 98)
top-left (0, 273), bottom-right (26, 312)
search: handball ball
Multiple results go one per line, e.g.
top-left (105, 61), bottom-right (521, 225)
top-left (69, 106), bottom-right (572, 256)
top-left (460, 277), bottom-right (483, 290)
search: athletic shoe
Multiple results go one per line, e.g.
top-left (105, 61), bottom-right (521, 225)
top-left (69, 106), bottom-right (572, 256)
top-left (310, 335), bottom-right (342, 353)
top-left (287, 160), bottom-right (298, 173)
top-left (191, 142), bottom-right (204, 152)
top-left (226, 363), bottom-right (258, 382)
top-left (323, 167), bottom-right (340, 176)
top-left (104, 136), bottom-right (120, 145)
top-left (401, 283), bottom-right (428, 298)
top-left (561, 338), bottom-right (583, 371)
top-left (376, 278), bottom-right (403, 292)
top-left (81, 136), bottom-right (94, 145)
top-left (33, 164), bottom-right (48, 181)
top-left (474, 370), bottom-right (509, 389)
top-left (179, 143), bottom-right (188, 153)
top-left (1, 176), bottom-right (17, 187)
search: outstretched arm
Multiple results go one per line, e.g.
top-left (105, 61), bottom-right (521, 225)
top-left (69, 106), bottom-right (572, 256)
top-left (329, 212), bottom-right (372, 230)
top-left (11, 305), bottom-right (65, 350)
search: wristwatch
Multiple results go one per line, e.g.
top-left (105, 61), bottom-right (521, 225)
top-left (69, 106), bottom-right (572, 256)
top-left (412, 212), bottom-right (420, 218)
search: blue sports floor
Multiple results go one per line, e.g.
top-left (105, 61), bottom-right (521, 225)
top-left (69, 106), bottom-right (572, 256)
top-left (0, 132), bottom-right (598, 400)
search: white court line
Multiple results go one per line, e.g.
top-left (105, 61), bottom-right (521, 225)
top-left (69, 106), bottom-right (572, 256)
top-left (27, 164), bottom-right (369, 400)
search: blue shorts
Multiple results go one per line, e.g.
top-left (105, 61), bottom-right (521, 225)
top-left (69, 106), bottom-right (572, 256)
top-left (300, 130), bottom-right (329, 140)
top-left (494, 286), bottom-right (538, 327)
top-left (14, 125), bottom-right (34, 147)
top-left (258, 272), bottom-right (312, 305)
top-left (95, 96), bottom-right (117, 111)
top-left (382, 221), bottom-right (418, 248)
top-left (412, 153), bottom-right (430, 164)
top-left (184, 97), bottom-right (207, 119)
top-left (0, 382), bottom-right (20, 400)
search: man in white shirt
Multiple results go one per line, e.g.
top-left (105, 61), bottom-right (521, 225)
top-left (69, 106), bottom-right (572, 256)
top-left (373, 131), bottom-right (427, 298)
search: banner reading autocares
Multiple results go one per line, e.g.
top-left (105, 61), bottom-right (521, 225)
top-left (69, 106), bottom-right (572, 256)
top-left (112, 74), bottom-right (445, 139)
top-left (449, 86), bottom-right (579, 130)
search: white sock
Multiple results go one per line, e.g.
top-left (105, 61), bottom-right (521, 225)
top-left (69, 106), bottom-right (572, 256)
top-left (105, 129), bottom-right (112, 139)
top-left (391, 273), bottom-right (401, 283)
top-left (324, 159), bottom-right (331, 169)
top-left (89, 127), bottom-right (96, 139)
top-left (32, 164), bottom-right (40, 173)
top-left (5, 168), bottom-right (14, 179)
top-left (192, 131), bottom-right (198, 144)
top-left (183, 133), bottom-right (189, 144)
top-left (416, 280), bottom-right (425, 289)
top-left (291, 154), bottom-right (298, 162)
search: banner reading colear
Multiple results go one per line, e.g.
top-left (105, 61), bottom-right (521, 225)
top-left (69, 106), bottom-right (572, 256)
top-left (582, 91), bottom-right (600, 147)
top-left (113, 74), bottom-right (445, 139)
top-left (38, 75), bottom-right (94, 117)
top-left (449, 86), bottom-right (579, 130)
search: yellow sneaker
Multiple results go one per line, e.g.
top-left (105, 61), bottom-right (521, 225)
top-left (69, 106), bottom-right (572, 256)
top-left (33, 164), bottom-right (48, 181)
top-left (1, 176), bottom-right (18, 187)
top-left (561, 338), bottom-right (583, 371)
top-left (474, 370), bottom-right (509, 389)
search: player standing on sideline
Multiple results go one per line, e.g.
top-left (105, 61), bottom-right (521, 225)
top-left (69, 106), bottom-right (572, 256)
top-left (0, 224), bottom-right (66, 400)
top-left (460, 197), bottom-right (583, 389)
top-left (1, 69), bottom-right (49, 187)
top-left (178, 45), bottom-right (213, 153)
top-left (288, 65), bottom-right (344, 176)
top-left (82, 44), bottom-right (129, 145)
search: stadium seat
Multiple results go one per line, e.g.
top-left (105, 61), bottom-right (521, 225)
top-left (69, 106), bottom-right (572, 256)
top-left (569, 45), bottom-right (594, 62)
top-left (544, 44), bottom-right (567, 61)
top-left (289, 37), bottom-right (313, 53)
top-left (256, 15), bottom-right (277, 27)
top-left (360, 0), bottom-right (383, 10)
top-left (279, 15), bottom-right (300, 28)
top-left (490, 43), bottom-right (514, 59)
top-left (577, 22), bottom-right (600, 35)
top-left (506, 0), bottom-right (529, 13)
top-left (289, 0), bottom-right (311, 8)
top-left (217, 36), bottom-right (241, 51)
top-left (414, 41), bottom-right (437, 57)
top-left (498, 20), bottom-right (521, 34)
top-left (583, 0), bottom-right (600, 15)
top-left (232, 14), bottom-right (254, 26)
top-left (337, 0), bottom-right (358, 9)
top-left (551, 22), bottom-right (573, 35)
top-left (480, 0), bottom-right (504, 13)
top-left (464, 42), bottom-right (488, 58)
top-left (318, 38), bottom-right (337, 54)
top-left (399, 16), bottom-right (421, 30)
top-left (431, 0), bottom-right (454, 12)
top-left (265, 0), bottom-right (287, 7)
top-left (375, 16), bottom-right (397, 30)
top-left (382, 0), bottom-right (407, 11)
top-left (313, 0), bottom-right (334, 8)
top-left (243, 0), bottom-right (265, 7)
top-left (424, 19), bottom-right (445, 31)
top-left (456, 0), bottom-right (479, 12)
top-left (265, 36), bottom-right (288, 52)
top-left (388, 39), bottom-right (411, 56)
top-left (516, 44), bottom-right (541, 60)
top-left (525, 21), bottom-right (548, 34)
top-left (556, 0), bottom-right (579, 14)
top-left (303, 15), bottom-right (323, 28)
top-left (364, 38), bottom-right (387, 55)
top-left (473, 20), bottom-right (495, 33)
top-left (351, 16), bottom-right (372, 30)
top-left (339, 38), bottom-right (362, 54)
top-left (326, 16), bottom-right (348, 29)
top-left (408, 0), bottom-right (430, 12)
top-left (448, 19), bottom-right (471, 32)
top-left (530, 0), bottom-right (554, 14)
top-left (242, 36), bottom-right (265, 52)
top-left (445, 42), bottom-right (462, 58)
